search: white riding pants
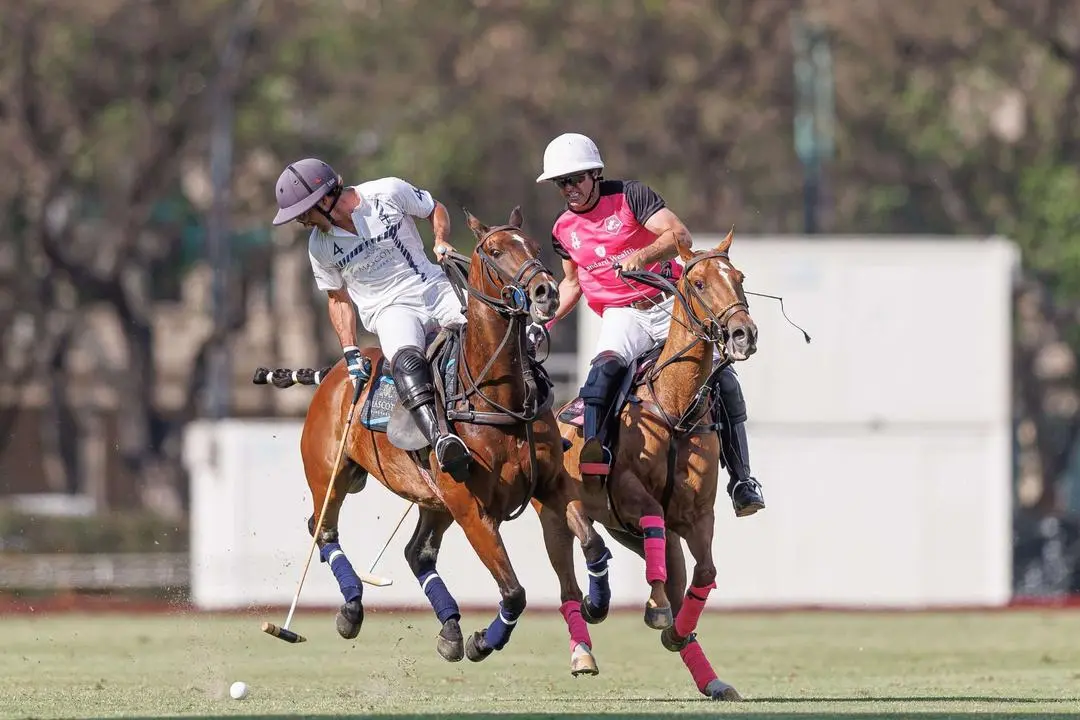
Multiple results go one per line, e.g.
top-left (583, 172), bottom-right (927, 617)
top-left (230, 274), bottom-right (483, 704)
top-left (371, 282), bottom-right (466, 365)
top-left (589, 295), bottom-right (675, 365)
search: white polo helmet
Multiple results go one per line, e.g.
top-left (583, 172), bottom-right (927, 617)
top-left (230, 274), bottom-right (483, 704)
top-left (536, 133), bottom-right (605, 183)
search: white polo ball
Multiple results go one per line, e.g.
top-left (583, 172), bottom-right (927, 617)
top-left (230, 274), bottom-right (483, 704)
top-left (229, 681), bottom-right (249, 700)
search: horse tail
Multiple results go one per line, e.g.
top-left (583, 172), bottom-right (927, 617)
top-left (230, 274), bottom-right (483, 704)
top-left (252, 366), bottom-right (335, 390)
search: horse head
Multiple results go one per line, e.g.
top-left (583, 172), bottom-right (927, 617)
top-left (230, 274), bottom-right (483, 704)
top-left (463, 206), bottom-right (560, 324)
top-left (676, 228), bottom-right (758, 361)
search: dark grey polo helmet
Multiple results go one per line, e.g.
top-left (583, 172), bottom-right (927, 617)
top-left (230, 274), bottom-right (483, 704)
top-left (272, 158), bottom-right (340, 225)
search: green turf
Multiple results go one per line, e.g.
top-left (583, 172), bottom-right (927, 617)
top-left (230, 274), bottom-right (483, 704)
top-left (1, 609), bottom-right (1078, 719)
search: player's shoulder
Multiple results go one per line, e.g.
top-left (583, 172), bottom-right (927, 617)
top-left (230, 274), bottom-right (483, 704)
top-left (597, 179), bottom-right (629, 198)
top-left (306, 228), bottom-right (334, 258)
top-left (356, 176), bottom-right (405, 196)
top-left (600, 178), bottom-right (657, 197)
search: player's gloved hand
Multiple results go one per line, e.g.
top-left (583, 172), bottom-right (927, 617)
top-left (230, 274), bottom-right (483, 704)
top-left (343, 345), bottom-right (370, 388)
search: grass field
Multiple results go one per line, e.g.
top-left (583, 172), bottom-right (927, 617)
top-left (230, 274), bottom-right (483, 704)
top-left (2, 608), bottom-right (1079, 719)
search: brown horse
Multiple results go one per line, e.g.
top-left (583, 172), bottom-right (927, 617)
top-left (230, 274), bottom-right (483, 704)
top-left (254, 207), bottom-right (612, 673)
top-left (545, 229), bottom-right (756, 700)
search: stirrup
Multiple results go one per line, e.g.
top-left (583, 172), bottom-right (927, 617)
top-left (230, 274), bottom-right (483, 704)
top-left (435, 433), bottom-right (471, 474)
top-left (579, 438), bottom-right (611, 476)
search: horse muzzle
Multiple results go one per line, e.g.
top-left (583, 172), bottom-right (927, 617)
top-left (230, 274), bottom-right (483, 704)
top-left (725, 319), bottom-right (758, 361)
top-left (529, 279), bottom-right (559, 323)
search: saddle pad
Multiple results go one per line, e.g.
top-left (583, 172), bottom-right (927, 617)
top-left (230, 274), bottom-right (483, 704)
top-left (557, 397), bottom-right (585, 427)
top-left (360, 373), bottom-right (398, 432)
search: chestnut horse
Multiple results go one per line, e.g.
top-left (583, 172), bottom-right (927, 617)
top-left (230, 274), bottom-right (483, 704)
top-left (544, 229), bottom-right (755, 700)
top-left (254, 207), bottom-right (612, 673)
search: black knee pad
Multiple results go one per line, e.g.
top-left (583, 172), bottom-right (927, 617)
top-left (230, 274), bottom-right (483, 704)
top-left (579, 351), bottom-right (627, 405)
top-left (715, 366), bottom-right (747, 424)
top-left (391, 345), bottom-right (427, 376)
top-left (391, 345), bottom-right (434, 409)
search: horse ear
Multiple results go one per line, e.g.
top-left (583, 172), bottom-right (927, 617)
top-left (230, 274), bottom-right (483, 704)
top-left (462, 207), bottom-right (487, 239)
top-left (716, 226), bottom-right (734, 254)
top-left (677, 236), bottom-right (695, 262)
top-left (508, 205), bottom-right (523, 228)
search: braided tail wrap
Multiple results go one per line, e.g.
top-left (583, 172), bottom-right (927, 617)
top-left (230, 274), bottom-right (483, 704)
top-left (252, 366), bottom-right (335, 389)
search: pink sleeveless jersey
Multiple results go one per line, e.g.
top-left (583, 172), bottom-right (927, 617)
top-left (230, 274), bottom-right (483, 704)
top-left (551, 180), bottom-right (683, 316)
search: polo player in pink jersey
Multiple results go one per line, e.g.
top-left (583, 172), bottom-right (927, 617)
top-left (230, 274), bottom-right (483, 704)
top-left (537, 132), bottom-right (765, 518)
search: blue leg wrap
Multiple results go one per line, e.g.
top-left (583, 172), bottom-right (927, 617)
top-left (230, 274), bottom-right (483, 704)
top-left (418, 570), bottom-right (460, 625)
top-left (320, 542), bottom-right (361, 604)
top-left (483, 600), bottom-right (521, 650)
top-left (586, 548), bottom-right (612, 611)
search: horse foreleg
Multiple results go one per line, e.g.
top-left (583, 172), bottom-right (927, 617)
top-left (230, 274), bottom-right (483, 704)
top-left (665, 512), bottom-right (741, 702)
top-left (612, 467), bottom-right (672, 630)
top-left (403, 506), bottom-right (463, 662)
top-left (442, 493), bottom-right (526, 663)
top-left (305, 469), bottom-right (364, 640)
top-left (534, 497), bottom-right (599, 676)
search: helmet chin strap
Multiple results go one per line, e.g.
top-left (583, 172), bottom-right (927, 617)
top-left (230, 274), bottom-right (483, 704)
top-left (569, 173), bottom-right (601, 212)
top-left (316, 190), bottom-right (342, 224)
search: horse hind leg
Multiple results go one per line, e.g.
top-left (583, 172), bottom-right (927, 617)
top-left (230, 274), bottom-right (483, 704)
top-left (659, 529), bottom-right (690, 651)
top-left (403, 506), bottom-right (463, 662)
top-left (534, 497), bottom-right (601, 677)
top-left (306, 510), bottom-right (365, 640)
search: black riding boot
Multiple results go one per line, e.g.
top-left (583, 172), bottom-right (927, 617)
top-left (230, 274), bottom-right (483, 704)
top-left (578, 352), bottom-right (627, 476)
top-left (719, 419), bottom-right (765, 517)
top-left (392, 346), bottom-right (471, 481)
top-left (714, 365), bottom-right (765, 517)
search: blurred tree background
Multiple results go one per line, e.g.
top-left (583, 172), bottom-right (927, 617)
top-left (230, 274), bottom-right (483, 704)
top-left (0, 0), bottom-right (1078, 593)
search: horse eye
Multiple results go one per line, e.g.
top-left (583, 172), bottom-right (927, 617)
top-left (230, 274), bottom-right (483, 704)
top-left (694, 279), bottom-right (705, 290)
top-left (490, 248), bottom-right (502, 258)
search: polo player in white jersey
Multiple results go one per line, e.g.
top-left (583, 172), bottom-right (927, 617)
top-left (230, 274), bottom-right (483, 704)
top-left (272, 157), bottom-right (471, 478)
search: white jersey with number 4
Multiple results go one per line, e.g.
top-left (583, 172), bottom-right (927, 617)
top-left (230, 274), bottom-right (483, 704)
top-left (307, 176), bottom-right (459, 329)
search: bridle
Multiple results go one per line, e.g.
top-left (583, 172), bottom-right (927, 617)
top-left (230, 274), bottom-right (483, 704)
top-left (620, 250), bottom-right (749, 377)
top-left (438, 225), bottom-right (557, 521)
top-left (442, 225), bottom-right (550, 320)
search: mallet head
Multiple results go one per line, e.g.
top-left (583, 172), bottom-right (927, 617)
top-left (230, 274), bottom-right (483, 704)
top-left (261, 621), bottom-right (306, 644)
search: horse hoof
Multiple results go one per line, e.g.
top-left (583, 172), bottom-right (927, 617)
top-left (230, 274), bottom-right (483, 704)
top-left (464, 630), bottom-right (494, 663)
top-left (660, 627), bottom-right (694, 652)
top-left (437, 618), bottom-right (464, 662)
top-left (335, 600), bottom-right (364, 639)
top-left (570, 642), bottom-right (599, 676)
top-left (580, 598), bottom-right (608, 625)
top-left (704, 678), bottom-right (743, 701)
top-left (644, 601), bottom-right (673, 630)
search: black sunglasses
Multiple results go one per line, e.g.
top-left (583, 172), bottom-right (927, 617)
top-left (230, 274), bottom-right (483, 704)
top-left (554, 173), bottom-right (588, 188)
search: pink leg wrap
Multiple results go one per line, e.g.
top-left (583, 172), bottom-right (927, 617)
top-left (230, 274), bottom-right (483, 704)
top-left (679, 638), bottom-right (719, 694)
top-left (639, 515), bottom-right (667, 584)
top-left (674, 581), bottom-right (716, 639)
top-left (559, 600), bottom-right (592, 651)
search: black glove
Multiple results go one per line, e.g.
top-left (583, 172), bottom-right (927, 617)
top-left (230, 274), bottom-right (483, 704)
top-left (343, 345), bottom-right (370, 388)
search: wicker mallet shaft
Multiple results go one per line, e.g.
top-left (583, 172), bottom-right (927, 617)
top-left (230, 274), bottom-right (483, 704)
top-left (264, 374), bottom-right (364, 644)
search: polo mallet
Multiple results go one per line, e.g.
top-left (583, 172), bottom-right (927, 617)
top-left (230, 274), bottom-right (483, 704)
top-left (365, 501), bottom-right (414, 577)
top-left (262, 376), bottom-right (364, 645)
